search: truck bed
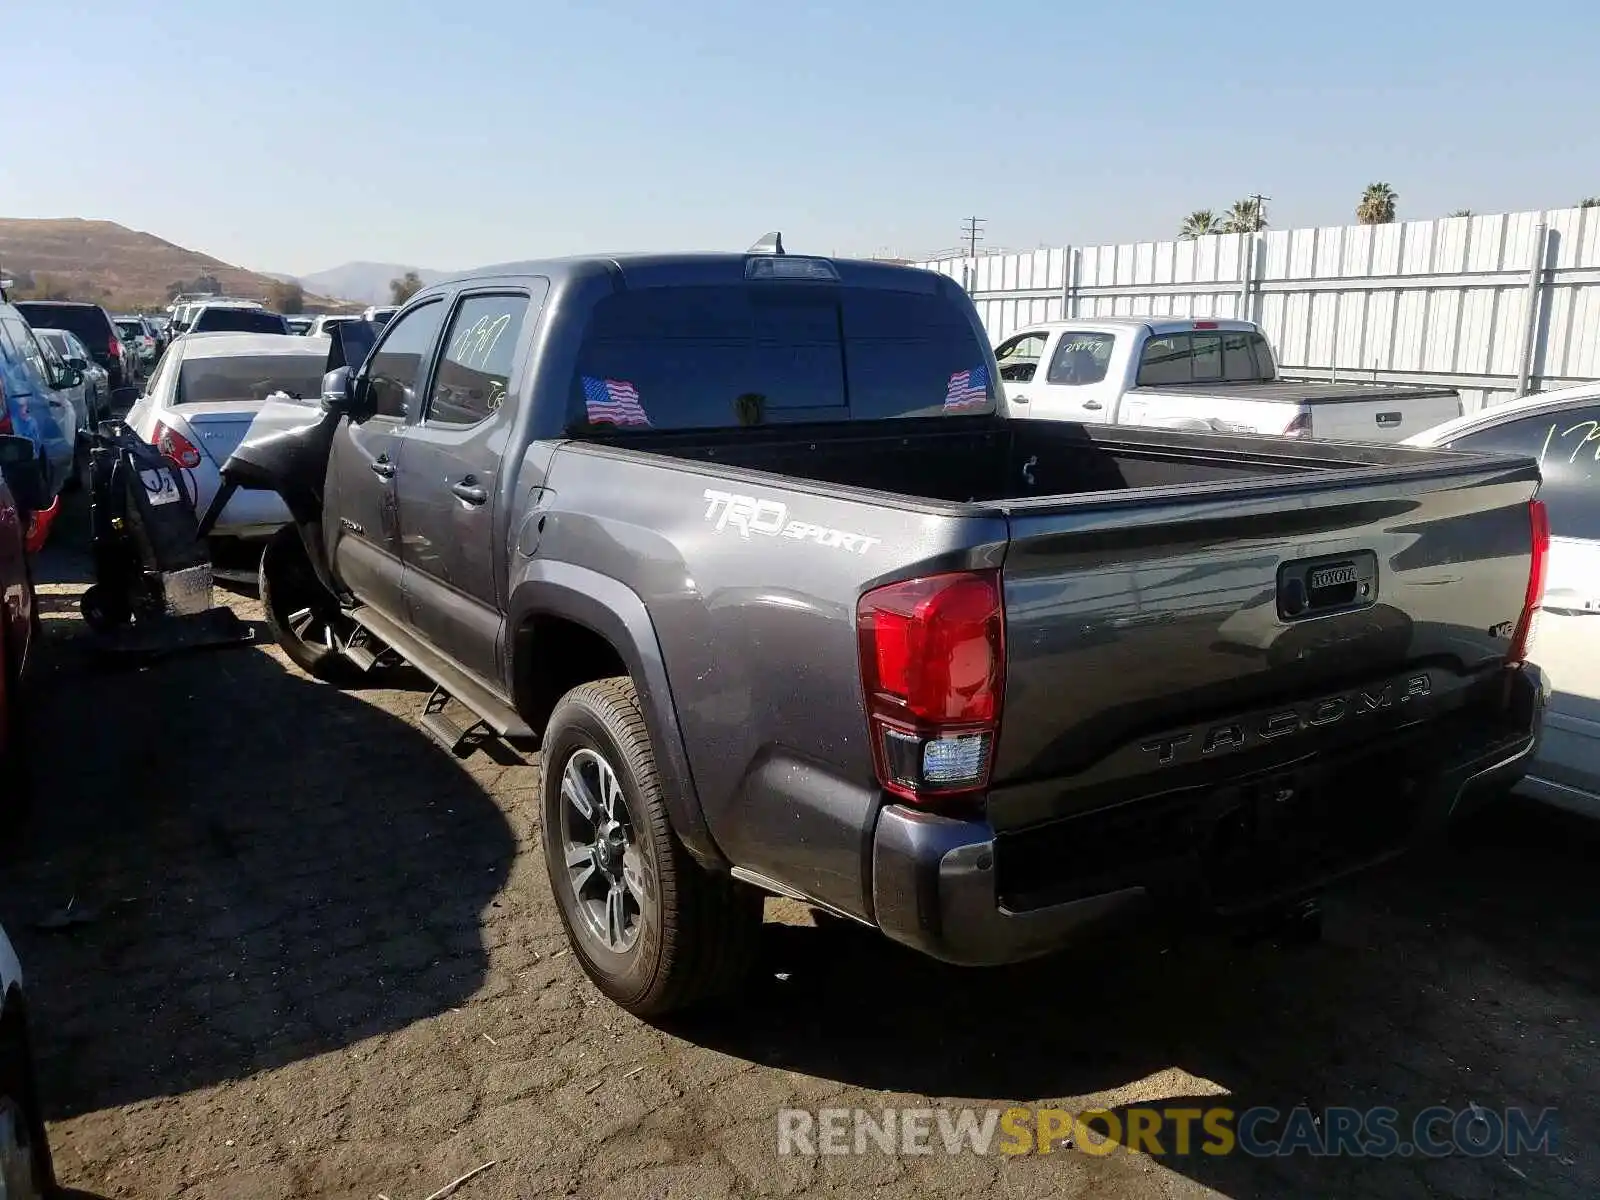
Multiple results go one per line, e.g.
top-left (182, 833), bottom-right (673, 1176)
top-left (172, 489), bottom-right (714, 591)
top-left (557, 415), bottom-right (1539, 926)
top-left (592, 413), bottom-right (1480, 507)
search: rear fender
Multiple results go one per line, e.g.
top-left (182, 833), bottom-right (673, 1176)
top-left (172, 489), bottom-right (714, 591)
top-left (507, 560), bottom-right (723, 869)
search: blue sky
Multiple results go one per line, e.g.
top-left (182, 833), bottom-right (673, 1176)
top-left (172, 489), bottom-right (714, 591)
top-left (6, 0), bottom-right (1599, 275)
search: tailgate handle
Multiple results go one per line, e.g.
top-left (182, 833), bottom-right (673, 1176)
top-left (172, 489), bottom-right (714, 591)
top-left (1278, 551), bottom-right (1378, 621)
top-left (1375, 411), bottom-right (1402, 428)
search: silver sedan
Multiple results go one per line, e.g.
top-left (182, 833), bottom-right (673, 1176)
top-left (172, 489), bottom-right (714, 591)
top-left (124, 332), bottom-right (331, 540)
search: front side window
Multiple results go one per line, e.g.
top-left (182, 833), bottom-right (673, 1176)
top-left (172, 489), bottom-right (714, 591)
top-left (1450, 405), bottom-right (1600, 541)
top-left (425, 293), bottom-right (534, 427)
top-left (995, 332), bottom-right (1048, 383)
top-left (364, 301), bottom-right (445, 419)
top-left (1045, 331), bottom-right (1115, 386)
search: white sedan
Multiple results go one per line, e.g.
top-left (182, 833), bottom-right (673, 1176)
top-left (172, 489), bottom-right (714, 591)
top-left (125, 332), bottom-right (331, 540)
top-left (1405, 381), bottom-right (1600, 818)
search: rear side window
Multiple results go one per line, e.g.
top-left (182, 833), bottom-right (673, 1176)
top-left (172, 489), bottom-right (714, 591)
top-left (425, 292), bottom-right (536, 427)
top-left (192, 309), bottom-right (290, 334)
top-left (1045, 331), bottom-right (1115, 385)
top-left (1137, 330), bottom-right (1273, 386)
top-left (570, 283), bottom-right (992, 430)
top-left (1448, 405), bottom-right (1600, 540)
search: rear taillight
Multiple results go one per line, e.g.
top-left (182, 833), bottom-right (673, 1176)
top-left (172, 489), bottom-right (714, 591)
top-left (857, 570), bottom-right (1004, 808)
top-left (108, 335), bottom-right (122, 359)
top-left (151, 420), bottom-right (202, 469)
top-left (1509, 499), bottom-right (1550, 664)
top-left (1282, 411), bottom-right (1312, 438)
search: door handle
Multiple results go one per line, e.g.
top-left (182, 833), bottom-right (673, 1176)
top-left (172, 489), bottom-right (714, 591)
top-left (1082, 400), bottom-right (1103, 410)
top-left (1010, 394), bottom-right (1030, 404)
top-left (1375, 412), bottom-right (1402, 428)
top-left (370, 456), bottom-right (396, 479)
top-left (451, 478), bottom-right (488, 505)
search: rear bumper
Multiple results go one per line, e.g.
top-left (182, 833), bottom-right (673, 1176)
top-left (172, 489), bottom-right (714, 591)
top-left (869, 664), bottom-right (1547, 967)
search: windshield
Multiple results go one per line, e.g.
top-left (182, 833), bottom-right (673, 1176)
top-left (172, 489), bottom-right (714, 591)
top-left (568, 281), bottom-right (994, 431)
top-left (35, 330), bottom-right (69, 356)
top-left (115, 320), bottom-right (143, 338)
top-left (174, 353), bottom-right (328, 405)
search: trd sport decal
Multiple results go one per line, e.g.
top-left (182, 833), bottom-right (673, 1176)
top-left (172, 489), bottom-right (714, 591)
top-left (702, 489), bottom-right (880, 555)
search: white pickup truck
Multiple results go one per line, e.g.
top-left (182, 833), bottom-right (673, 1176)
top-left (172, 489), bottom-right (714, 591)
top-left (995, 317), bottom-right (1462, 442)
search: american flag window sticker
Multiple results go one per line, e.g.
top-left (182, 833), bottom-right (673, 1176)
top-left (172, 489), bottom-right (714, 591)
top-left (944, 364), bottom-right (990, 411)
top-left (581, 376), bottom-right (651, 427)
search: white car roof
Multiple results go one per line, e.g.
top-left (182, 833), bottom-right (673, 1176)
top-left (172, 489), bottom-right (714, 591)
top-left (1008, 316), bottom-right (1259, 336)
top-left (179, 333), bottom-right (330, 359)
top-left (1403, 380), bottom-right (1600, 446)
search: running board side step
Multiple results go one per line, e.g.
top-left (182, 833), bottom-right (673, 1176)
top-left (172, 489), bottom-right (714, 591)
top-left (420, 685), bottom-right (492, 756)
top-left (346, 604), bottom-right (533, 743)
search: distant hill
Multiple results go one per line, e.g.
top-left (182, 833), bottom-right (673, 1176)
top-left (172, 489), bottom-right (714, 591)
top-left (281, 261), bottom-right (455, 306)
top-left (0, 217), bottom-right (350, 312)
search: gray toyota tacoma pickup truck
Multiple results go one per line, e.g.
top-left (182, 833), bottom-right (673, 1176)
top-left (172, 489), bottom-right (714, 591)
top-left (211, 239), bottom-right (1550, 1016)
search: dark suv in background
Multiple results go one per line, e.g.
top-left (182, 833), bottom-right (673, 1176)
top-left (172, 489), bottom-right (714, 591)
top-left (13, 300), bottom-right (134, 389)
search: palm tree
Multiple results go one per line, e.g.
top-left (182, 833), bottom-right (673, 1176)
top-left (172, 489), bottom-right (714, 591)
top-left (1357, 183), bottom-right (1398, 225)
top-left (1448, 209), bottom-right (1472, 218)
top-left (1178, 210), bottom-right (1220, 239)
top-left (1221, 197), bottom-right (1267, 234)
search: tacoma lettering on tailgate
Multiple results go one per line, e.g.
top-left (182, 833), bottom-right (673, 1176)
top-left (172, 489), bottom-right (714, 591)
top-left (702, 489), bottom-right (880, 554)
top-left (1141, 673), bottom-right (1433, 766)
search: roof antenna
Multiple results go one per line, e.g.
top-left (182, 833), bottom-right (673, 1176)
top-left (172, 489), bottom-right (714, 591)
top-left (748, 232), bottom-right (785, 256)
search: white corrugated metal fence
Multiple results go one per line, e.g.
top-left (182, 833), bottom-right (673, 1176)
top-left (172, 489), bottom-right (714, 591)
top-left (918, 206), bottom-right (1600, 413)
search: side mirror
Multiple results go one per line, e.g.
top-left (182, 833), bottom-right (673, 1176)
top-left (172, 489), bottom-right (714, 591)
top-left (320, 366), bottom-right (361, 415)
top-left (66, 356), bottom-right (88, 371)
top-left (53, 366), bottom-right (84, 390)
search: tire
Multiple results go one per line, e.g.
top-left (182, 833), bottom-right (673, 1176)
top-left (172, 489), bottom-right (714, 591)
top-left (0, 1008), bottom-right (54, 1199)
top-left (259, 525), bottom-right (360, 684)
top-left (540, 677), bottom-right (760, 1016)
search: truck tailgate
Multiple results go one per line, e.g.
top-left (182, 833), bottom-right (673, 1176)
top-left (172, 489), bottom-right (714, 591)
top-left (989, 455), bottom-right (1541, 832)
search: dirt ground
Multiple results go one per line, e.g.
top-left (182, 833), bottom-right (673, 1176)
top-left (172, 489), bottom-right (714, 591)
top-left (2, 503), bottom-right (1597, 1199)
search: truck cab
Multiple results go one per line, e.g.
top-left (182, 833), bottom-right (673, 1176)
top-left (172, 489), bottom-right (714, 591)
top-left (995, 317), bottom-right (1462, 442)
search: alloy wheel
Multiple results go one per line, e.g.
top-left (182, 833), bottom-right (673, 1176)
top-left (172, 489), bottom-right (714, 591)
top-left (559, 748), bottom-right (647, 953)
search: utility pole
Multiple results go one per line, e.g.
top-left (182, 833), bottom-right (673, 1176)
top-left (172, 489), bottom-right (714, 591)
top-left (1247, 193), bottom-right (1271, 231)
top-left (960, 216), bottom-right (986, 259)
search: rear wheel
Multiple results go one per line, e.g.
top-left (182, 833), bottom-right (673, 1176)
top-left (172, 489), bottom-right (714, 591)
top-left (259, 524), bottom-right (360, 684)
top-left (540, 677), bottom-right (761, 1015)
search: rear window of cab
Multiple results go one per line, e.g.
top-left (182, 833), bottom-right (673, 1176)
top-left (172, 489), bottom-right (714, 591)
top-left (568, 282), bottom-right (995, 431)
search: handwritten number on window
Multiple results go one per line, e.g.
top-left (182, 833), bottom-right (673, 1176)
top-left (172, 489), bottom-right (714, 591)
top-left (1538, 419), bottom-right (1600, 467)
